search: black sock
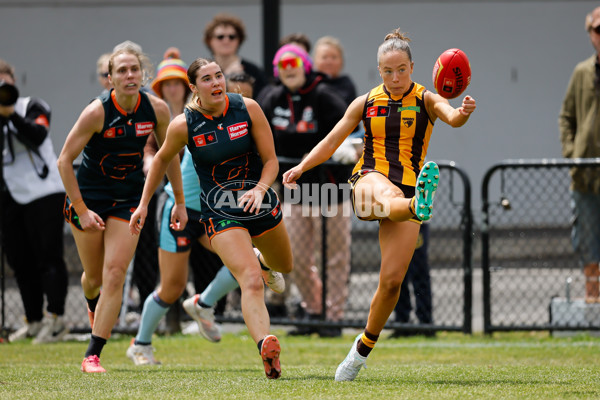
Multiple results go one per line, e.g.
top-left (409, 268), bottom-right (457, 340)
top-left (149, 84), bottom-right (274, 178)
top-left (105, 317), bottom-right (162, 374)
top-left (357, 330), bottom-right (379, 357)
top-left (257, 339), bottom-right (264, 354)
top-left (86, 293), bottom-right (100, 313)
top-left (256, 253), bottom-right (269, 271)
top-left (84, 334), bottom-right (107, 358)
top-left (198, 301), bottom-right (211, 309)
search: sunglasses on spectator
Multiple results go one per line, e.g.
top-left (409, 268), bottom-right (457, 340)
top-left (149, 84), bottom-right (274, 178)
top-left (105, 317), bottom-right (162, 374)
top-left (99, 72), bottom-right (109, 78)
top-left (278, 57), bottom-right (303, 70)
top-left (215, 34), bottom-right (238, 41)
top-left (590, 25), bottom-right (600, 34)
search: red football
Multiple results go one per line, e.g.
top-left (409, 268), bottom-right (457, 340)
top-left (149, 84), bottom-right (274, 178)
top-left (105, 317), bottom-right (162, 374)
top-left (432, 48), bottom-right (471, 99)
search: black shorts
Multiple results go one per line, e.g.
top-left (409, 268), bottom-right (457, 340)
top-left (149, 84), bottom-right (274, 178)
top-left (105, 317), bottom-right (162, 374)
top-left (348, 169), bottom-right (419, 223)
top-left (63, 195), bottom-right (139, 231)
top-left (203, 202), bottom-right (283, 241)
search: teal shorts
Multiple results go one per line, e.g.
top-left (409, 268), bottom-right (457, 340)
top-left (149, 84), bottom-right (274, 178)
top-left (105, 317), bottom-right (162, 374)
top-left (159, 197), bottom-right (206, 253)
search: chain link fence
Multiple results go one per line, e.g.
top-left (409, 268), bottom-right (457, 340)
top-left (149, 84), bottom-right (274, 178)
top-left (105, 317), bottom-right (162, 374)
top-left (481, 158), bottom-right (600, 333)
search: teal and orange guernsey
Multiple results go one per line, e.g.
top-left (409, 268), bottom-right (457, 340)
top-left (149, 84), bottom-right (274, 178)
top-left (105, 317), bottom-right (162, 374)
top-left (77, 89), bottom-right (157, 201)
top-left (184, 93), bottom-right (277, 219)
top-left (353, 82), bottom-right (434, 187)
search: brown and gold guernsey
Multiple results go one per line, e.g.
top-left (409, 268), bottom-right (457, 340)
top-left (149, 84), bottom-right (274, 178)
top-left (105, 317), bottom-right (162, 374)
top-left (353, 82), bottom-right (434, 187)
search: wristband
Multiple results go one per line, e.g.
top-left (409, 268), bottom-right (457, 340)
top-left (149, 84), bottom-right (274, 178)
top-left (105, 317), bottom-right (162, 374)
top-left (173, 189), bottom-right (185, 205)
top-left (71, 198), bottom-right (88, 216)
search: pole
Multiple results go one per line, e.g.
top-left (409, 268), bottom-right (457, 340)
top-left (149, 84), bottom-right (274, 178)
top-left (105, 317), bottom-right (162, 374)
top-left (262, 0), bottom-right (280, 81)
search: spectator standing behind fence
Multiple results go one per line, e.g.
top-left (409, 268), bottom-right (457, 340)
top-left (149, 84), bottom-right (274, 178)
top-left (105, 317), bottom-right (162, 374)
top-left (0, 59), bottom-right (69, 344)
top-left (283, 28), bottom-right (476, 381)
top-left (129, 58), bottom-right (293, 379)
top-left (226, 72), bottom-right (255, 99)
top-left (96, 53), bottom-right (112, 94)
top-left (559, 6), bottom-right (600, 304)
top-left (313, 36), bottom-right (357, 106)
top-left (204, 13), bottom-right (267, 97)
top-left (257, 44), bottom-right (351, 337)
top-left (280, 32), bottom-right (312, 54)
top-left (391, 222), bottom-right (434, 337)
top-left (57, 47), bottom-right (180, 373)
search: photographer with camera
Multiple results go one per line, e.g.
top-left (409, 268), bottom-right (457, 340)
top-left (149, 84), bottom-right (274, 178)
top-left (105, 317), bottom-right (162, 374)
top-left (0, 59), bottom-right (68, 343)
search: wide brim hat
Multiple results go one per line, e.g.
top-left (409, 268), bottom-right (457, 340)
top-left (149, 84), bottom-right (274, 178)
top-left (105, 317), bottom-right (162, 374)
top-left (151, 56), bottom-right (189, 98)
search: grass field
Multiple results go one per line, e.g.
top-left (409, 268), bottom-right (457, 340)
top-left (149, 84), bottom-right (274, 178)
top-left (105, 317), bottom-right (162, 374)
top-left (1, 329), bottom-right (599, 400)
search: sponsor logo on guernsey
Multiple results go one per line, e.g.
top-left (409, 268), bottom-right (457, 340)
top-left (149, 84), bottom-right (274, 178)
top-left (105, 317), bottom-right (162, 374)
top-left (193, 132), bottom-right (218, 147)
top-left (103, 126), bottom-right (125, 138)
top-left (397, 106), bottom-right (420, 112)
top-left (109, 116), bottom-right (121, 127)
top-left (227, 122), bottom-right (249, 140)
top-left (135, 122), bottom-right (154, 136)
top-left (366, 106), bottom-right (390, 118)
top-left (193, 121), bottom-right (206, 132)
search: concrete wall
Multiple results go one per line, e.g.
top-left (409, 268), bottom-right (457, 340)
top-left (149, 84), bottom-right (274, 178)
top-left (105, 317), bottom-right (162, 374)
top-left (1, 0), bottom-right (597, 214)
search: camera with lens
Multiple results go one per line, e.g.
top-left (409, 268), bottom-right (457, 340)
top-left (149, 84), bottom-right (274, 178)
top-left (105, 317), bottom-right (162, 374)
top-left (0, 81), bottom-right (19, 106)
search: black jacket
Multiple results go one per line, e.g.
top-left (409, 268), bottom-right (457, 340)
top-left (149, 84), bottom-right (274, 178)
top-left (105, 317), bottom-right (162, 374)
top-left (258, 73), bottom-right (351, 203)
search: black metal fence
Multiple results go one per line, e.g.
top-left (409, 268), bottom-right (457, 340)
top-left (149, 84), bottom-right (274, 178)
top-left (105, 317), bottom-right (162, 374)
top-left (481, 158), bottom-right (600, 333)
top-left (0, 159), bottom-right (472, 336)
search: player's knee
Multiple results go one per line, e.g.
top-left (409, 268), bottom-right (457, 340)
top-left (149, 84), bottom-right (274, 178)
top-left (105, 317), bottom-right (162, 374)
top-left (379, 276), bottom-right (403, 297)
top-left (84, 274), bottom-right (103, 289)
top-left (239, 272), bottom-right (264, 294)
top-left (157, 284), bottom-right (185, 304)
top-left (102, 264), bottom-right (128, 290)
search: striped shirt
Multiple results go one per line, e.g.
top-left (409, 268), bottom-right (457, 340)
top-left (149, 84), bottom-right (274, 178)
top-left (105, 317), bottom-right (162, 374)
top-left (353, 82), bottom-right (434, 187)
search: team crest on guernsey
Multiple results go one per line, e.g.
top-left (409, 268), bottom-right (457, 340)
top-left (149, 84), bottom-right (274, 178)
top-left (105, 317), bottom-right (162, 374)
top-left (193, 132), bottom-right (218, 147)
top-left (402, 117), bottom-right (414, 128)
top-left (227, 122), bottom-right (249, 140)
top-left (103, 126), bottom-right (126, 138)
top-left (366, 106), bottom-right (390, 118)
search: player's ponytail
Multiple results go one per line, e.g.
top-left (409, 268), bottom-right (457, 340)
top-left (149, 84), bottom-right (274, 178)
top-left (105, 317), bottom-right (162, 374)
top-left (378, 27), bottom-right (412, 63)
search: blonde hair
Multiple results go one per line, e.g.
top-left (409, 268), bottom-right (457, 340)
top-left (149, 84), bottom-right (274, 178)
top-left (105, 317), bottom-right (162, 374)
top-left (377, 28), bottom-right (412, 64)
top-left (314, 35), bottom-right (345, 63)
top-left (96, 53), bottom-right (111, 75)
top-left (109, 46), bottom-right (154, 86)
top-left (0, 58), bottom-right (15, 80)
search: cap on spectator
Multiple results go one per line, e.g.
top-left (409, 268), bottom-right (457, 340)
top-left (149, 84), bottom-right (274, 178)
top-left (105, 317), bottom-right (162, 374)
top-left (150, 47), bottom-right (189, 99)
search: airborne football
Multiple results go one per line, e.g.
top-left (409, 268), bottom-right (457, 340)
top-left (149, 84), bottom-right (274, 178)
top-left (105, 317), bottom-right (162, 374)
top-left (432, 48), bottom-right (471, 99)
